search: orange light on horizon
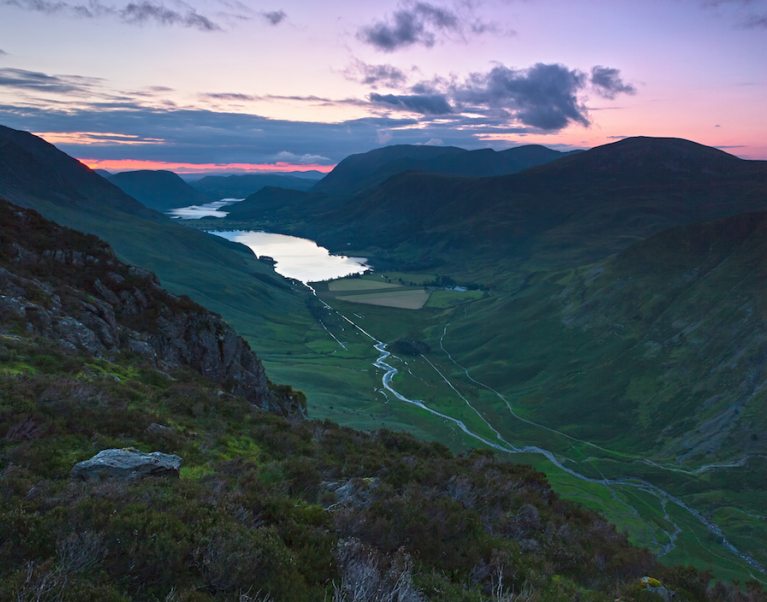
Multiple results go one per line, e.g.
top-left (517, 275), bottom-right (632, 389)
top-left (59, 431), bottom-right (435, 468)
top-left (80, 158), bottom-right (336, 175)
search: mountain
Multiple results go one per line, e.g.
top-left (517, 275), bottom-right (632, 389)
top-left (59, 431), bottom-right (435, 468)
top-left (296, 137), bottom-right (767, 268)
top-left (0, 198), bottom-right (754, 601)
top-left (191, 173), bottom-right (318, 199)
top-left (312, 143), bottom-right (570, 197)
top-left (224, 186), bottom-right (310, 221)
top-left (222, 135), bottom-right (767, 579)
top-left (562, 209), bottom-right (767, 460)
top-left (0, 124), bottom-right (316, 356)
top-left (109, 169), bottom-right (212, 211)
top-left (93, 168), bottom-right (112, 178)
top-left (0, 198), bottom-right (303, 417)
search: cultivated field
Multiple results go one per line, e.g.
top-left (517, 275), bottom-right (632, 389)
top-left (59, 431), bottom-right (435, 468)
top-left (337, 289), bottom-right (431, 309)
top-left (328, 279), bottom-right (402, 292)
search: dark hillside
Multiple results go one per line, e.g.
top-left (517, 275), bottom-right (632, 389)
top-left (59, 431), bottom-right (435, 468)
top-left (0, 201), bottom-right (762, 600)
top-left (109, 169), bottom-right (212, 211)
top-left (296, 137), bottom-right (767, 267)
top-left (0, 125), bottom-right (315, 355)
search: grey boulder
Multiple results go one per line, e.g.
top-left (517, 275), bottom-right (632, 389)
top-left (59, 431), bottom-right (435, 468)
top-left (72, 448), bottom-right (182, 481)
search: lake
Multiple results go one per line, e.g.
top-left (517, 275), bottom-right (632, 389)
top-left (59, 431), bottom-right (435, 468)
top-left (211, 230), bottom-right (369, 284)
top-left (168, 198), bottom-right (243, 219)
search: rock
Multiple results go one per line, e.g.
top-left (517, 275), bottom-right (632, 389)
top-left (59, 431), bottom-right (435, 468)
top-left (146, 422), bottom-right (175, 437)
top-left (0, 201), bottom-right (306, 418)
top-left (322, 477), bottom-right (379, 510)
top-left (71, 448), bottom-right (182, 482)
top-left (641, 576), bottom-right (675, 601)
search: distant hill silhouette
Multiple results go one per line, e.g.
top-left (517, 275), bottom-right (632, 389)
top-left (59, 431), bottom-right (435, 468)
top-left (192, 173), bottom-right (317, 199)
top-left (294, 137), bottom-right (767, 266)
top-left (225, 186), bottom-right (309, 221)
top-left (313, 143), bottom-right (571, 197)
top-left (109, 169), bottom-right (211, 211)
top-left (0, 124), bottom-right (313, 349)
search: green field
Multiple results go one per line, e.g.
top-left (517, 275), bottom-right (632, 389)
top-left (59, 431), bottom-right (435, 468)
top-left (251, 267), bottom-right (767, 586)
top-left (337, 289), bottom-right (431, 309)
top-left (328, 279), bottom-right (402, 291)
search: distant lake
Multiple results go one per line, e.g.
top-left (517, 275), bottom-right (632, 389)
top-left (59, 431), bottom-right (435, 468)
top-left (168, 198), bottom-right (243, 219)
top-left (212, 230), bottom-right (369, 283)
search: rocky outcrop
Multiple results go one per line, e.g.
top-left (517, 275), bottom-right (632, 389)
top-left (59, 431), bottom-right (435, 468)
top-left (0, 200), bottom-right (304, 418)
top-left (71, 448), bottom-right (181, 481)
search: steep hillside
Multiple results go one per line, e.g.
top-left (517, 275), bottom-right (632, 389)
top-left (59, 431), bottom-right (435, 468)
top-left (225, 186), bottom-right (311, 221)
top-left (295, 137), bottom-right (767, 269)
top-left (0, 199), bottom-right (303, 417)
top-left (0, 200), bottom-right (761, 601)
top-left (0, 125), bottom-right (155, 219)
top-left (192, 173), bottom-right (318, 199)
top-left (109, 169), bottom-right (211, 211)
top-left (312, 143), bottom-right (568, 197)
top-left (562, 210), bottom-right (767, 459)
top-left (0, 125), bottom-right (317, 357)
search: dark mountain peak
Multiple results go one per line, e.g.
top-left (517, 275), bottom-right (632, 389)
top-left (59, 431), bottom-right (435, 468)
top-left (536, 136), bottom-right (743, 179)
top-left (360, 143), bottom-right (464, 158)
top-left (523, 136), bottom-right (764, 186)
top-left (314, 142), bottom-right (565, 196)
top-left (606, 135), bottom-right (738, 161)
top-left (109, 168), bottom-right (211, 211)
top-left (0, 124), bottom-right (155, 217)
top-left (500, 144), bottom-right (568, 158)
top-left (226, 186), bottom-right (310, 221)
top-left (113, 168), bottom-right (180, 179)
top-left (192, 172), bottom-right (317, 198)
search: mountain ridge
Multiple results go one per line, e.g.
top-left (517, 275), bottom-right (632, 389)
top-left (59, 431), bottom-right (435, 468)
top-left (109, 169), bottom-right (212, 211)
top-left (312, 142), bottom-right (571, 197)
top-left (0, 124), bottom-right (318, 358)
top-left (280, 136), bottom-right (767, 268)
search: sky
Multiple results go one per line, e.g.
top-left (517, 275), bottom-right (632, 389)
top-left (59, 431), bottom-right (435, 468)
top-left (0, 0), bottom-right (765, 173)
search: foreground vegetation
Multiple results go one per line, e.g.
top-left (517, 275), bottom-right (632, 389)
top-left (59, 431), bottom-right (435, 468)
top-left (2, 335), bottom-right (765, 601)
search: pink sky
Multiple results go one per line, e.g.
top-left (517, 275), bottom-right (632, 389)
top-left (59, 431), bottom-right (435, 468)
top-left (0, 0), bottom-right (764, 169)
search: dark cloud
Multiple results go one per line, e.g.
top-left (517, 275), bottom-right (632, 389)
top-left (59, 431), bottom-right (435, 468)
top-left (700, 0), bottom-right (759, 7)
top-left (742, 12), bottom-right (767, 26)
top-left (452, 63), bottom-right (589, 130)
top-left (200, 92), bottom-right (370, 109)
top-left (261, 9), bottom-right (286, 25)
top-left (119, 2), bottom-right (219, 30)
top-left (203, 92), bottom-right (258, 102)
top-left (343, 61), bottom-right (409, 87)
top-left (369, 92), bottom-right (452, 114)
top-left (1, 0), bottom-right (222, 31)
top-left (590, 66), bottom-right (636, 99)
top-left (0, 49), bottom-right (7, 56)
top-left (0, 67), bottom-right (102, 94)
top-left (359, 1), bottom-right (495, 51)
top-left (0, 102), bottom-right (556, 165)
top-left (700, 0), bottom-right (767, 29)
top-left (145, 85), bottom-right (174, 93)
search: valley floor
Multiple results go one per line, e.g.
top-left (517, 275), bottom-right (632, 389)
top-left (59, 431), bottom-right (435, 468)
top-left (258, 268), bottom-right (767, 587)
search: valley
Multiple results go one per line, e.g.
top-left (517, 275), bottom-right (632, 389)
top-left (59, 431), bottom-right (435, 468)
top-left (3, 3), bottom-right (766, 598)
top-left (3, 124), bottom-right (766, 595)
top-left (298, 268), bottom-right (767, 585)
top-left (169, 148), bottom-right (767, 583)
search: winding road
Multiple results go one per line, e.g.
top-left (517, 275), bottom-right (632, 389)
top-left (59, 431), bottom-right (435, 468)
top-left (312, 290), bottom-right (765, 576)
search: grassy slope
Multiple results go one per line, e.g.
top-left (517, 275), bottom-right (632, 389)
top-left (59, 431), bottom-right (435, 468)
top-left (4, 127), bottom-right (766, 583)
top-left (4, 335), bottom-right (731, 601)
top-left (0, 125), bottom-right (323, 358)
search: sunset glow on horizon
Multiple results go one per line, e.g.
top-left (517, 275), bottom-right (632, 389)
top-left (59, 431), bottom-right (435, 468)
top-left (80, 158), bottom-right (336, 175)
top-left (0, 0), bottom-right (764, 167)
